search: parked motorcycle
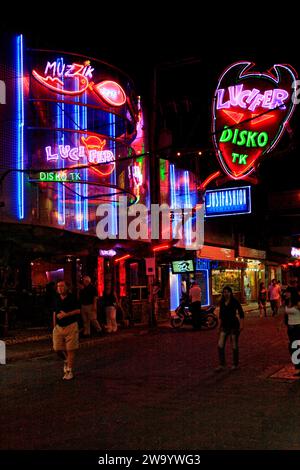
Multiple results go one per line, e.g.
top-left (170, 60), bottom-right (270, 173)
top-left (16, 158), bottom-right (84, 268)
top-left (170, 300), bottom-right (218, 330)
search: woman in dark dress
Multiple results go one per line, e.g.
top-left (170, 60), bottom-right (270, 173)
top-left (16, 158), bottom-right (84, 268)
top-left (215, 285), bottom-right (245, 371)
top-left (258, 281), bottom-right (267, 318)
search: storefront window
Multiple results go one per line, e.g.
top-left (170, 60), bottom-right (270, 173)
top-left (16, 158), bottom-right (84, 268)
top-left (212, 269), bottom-right (241, 295)
top-left (244, 260), bottom-right (265, 301)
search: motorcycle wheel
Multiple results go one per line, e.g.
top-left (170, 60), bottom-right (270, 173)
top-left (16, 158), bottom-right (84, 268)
top-left (170, 314), bottom-right (184, 329)
top-left (203, 314), bottom-right (218, 330)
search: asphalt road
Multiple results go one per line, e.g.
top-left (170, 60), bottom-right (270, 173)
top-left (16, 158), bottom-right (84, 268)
top-left (1, 312), bottom-right (300, 451)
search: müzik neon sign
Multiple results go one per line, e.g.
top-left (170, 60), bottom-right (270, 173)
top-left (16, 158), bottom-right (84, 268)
top-left (32, 60), bottom-right (127, 107)
top-left (32, 60), bottom-right (94, 96)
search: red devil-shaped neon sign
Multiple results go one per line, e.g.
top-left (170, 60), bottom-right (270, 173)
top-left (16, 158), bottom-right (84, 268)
top-left (212, 61), bottom-right (297, 180)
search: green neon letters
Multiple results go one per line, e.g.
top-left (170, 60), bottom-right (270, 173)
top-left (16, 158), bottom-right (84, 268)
top-left (220, 126), bottom-right (268, 148)
top-left (39, 171), bottom-right (81, 182)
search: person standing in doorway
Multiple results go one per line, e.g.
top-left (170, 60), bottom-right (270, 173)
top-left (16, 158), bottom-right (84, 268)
top-left (53, 281), bottom-right (80, 380)
top-left (102, 284), bottom-right (118, 333)
top-left (258, 282), bottom-right (267, 317)
top-left (189, 280), bottom-right (202, 329)
top-left (268, 279), bottom-right (281, 317)
top-left (215, 285), bottom-right (245, 371)
top-left (79, 276), bottom-right (102, 337)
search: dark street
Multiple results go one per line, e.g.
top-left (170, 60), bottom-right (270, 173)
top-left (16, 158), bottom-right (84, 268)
top-left (1, 310), bottom-right (300, 451)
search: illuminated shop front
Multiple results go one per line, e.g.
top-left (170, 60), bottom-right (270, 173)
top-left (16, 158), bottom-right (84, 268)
top-left (158, 158), bottom-right (205, 312)
top-left (238, 247), bottom-right (266, 301)
top-left (195, 245), bottom-right (244, 304)
top-left (0, 35), bottom-right (149, 322)
top-left (211, 251), bottom-right (266, 304)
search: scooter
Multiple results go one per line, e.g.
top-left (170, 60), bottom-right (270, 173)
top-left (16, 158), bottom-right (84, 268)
top-left (170, 299), bottom-right (218, 330)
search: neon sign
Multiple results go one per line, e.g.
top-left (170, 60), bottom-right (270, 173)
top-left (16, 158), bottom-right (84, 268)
top-left (32, 61), bottom-right (127, 108)
top-left (291, 247), bottom-right (300, 259)
top-left (99, 249), bottom-right (117, 257)
top-left (81, 136), bottom-right (115, 176)
top-left (30, 171), bottom-right (81, 182)
top-left (93, 80), bottom-right (126, 106)
top-left (204, 186), bottom-right (251, 217)
top-left (212, 62), bottom-right (297, 180)
top-left (44, 136), bottom-right (115, 176)
top-left (128, 164), bottom-right (143, 202)
top-left (32, 61), bottom-right (94, 95)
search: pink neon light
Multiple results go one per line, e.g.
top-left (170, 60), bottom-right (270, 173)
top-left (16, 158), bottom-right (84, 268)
top-left (32, 62), bottom-right (91, 95)
top-left (81, 136), bottom-right (115, 176)
top-left (128, 163), bottom-right (143, 202)
top-left (114, 254), bottom-right (131, 264)
top-left (222, 110), bottom-right (245, 124)
top-left (217, 84), bottom-right (289, 112)
top-left (44, 142), bottom-right (115, 176)
top-left (201, 171), bottom-right (221, 189)
top-left (251, 113), bottom-right (275, 125)
top-left (152, 244), bottom-right (170, 252)
top-left (212, 61), bottom-right (297, 180)
top-left (97, 257), bottom-right (104, 297)
top-left (93, 80), bottom-right (126, 106)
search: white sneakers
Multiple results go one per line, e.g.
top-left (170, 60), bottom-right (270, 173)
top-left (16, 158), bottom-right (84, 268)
top-left (63, 362), bottom-right (74, 380)
top-left (63, 368), bottom-right (74, 380)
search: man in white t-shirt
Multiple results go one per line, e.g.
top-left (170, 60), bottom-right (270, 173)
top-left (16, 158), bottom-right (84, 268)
top-left (268, 279), bottom-right (281, 317)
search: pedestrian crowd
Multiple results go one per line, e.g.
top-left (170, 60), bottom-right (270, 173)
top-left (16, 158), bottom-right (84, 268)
top-left (50, 275), bottom-right (300, 380)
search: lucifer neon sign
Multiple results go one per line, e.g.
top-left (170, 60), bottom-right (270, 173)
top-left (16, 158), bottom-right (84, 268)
top-left (44, 136), bottom-right (115, 176)
top-left (216, 85), bottom-right (289, 112)
top-left (212, 62), bottom-right (297, 180)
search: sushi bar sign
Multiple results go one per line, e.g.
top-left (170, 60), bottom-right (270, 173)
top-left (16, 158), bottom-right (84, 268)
top-left (212, 61), bottom-right (297, 180)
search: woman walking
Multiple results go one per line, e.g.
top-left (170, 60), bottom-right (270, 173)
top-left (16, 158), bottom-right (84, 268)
top-left (258, 282), bottom-right (267, 317)
top-left (215, 286), bottom-right (245, 371)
